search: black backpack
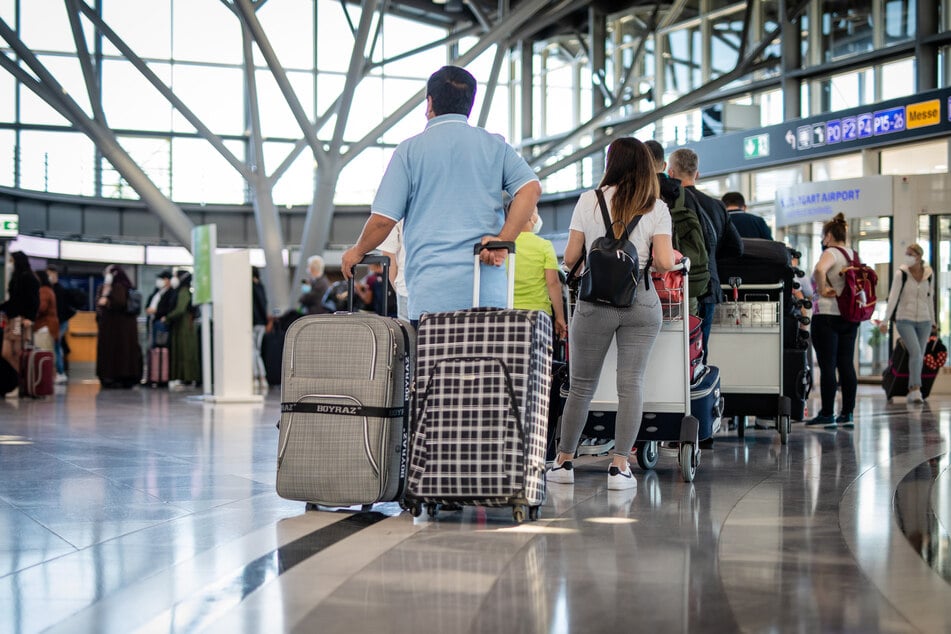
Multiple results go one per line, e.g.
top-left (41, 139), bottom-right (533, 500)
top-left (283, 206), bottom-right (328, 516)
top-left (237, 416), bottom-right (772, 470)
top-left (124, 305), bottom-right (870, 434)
top-left (577, 189), bottom-right (650, 308)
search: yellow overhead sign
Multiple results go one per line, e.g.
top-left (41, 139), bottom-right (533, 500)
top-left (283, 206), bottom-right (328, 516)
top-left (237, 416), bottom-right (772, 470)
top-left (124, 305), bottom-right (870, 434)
top-left (906, 100), bottom-right (941, 129)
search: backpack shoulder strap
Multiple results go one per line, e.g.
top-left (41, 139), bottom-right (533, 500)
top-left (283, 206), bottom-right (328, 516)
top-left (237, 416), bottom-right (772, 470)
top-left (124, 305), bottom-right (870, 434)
top-left (594, 189), bottom-right (613, 236)
top-left (832, 246), bottom-right (857, 266)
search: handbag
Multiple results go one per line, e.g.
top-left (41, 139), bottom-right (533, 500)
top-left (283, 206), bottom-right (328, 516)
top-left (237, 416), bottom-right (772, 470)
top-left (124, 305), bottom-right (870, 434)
top-left (923, 336), bottom-right (947, 371)
top-left (576, 189), bottom-right (649, 308)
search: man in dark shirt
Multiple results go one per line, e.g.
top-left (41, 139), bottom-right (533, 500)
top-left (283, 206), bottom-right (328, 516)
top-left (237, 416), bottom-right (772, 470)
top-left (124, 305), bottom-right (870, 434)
top-left (668, 149), bottom-right (744, 360)
top-left (644, 140), bottom-right (682, 210)
top-left (722, 192), bottom-right (773, 240)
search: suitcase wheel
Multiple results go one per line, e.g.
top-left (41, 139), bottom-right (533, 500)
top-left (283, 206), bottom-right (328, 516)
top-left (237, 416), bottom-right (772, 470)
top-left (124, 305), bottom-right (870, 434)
top-left (426, 502), bottom-right (439, 519)
top-left (529, 506), bottom-right (540, 521)
top-left (513, 506), bottom-right (526, 523)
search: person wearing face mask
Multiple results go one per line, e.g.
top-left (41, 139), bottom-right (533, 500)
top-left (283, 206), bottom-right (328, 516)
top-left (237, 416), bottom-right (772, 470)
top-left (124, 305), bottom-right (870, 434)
top-left (1, 251), bottom-right (40, 395)
top-left (808, 213), bottom-right (858, 427)
top-left (95, 264), bottom-right (143, 388)
top-left (297, 255), bottom-right (330, 315)
top-left (512, 207), bottom-right (567, 340)
top-left (880, 243), bottom-right (936, 403)
top-left (146, 271), bottom-right (174, 348)
top-left (163, 270), bottom-right (199, 388)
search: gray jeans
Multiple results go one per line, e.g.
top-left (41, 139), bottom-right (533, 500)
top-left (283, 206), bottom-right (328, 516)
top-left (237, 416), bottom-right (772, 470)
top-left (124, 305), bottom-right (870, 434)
top-left (559, 286), bottom-right (663, 459)
top-left (896, 319), bottom-right (932, 389)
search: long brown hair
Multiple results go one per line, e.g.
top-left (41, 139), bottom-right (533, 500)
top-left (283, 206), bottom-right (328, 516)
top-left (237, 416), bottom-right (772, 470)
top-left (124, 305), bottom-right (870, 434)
top-left (598, 137), bottom-right (659, 237)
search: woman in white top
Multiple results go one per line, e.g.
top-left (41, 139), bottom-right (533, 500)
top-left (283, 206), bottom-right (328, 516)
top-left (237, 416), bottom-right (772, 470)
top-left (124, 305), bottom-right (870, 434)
top-left (809, 213), bottom-right (859, 428)
top-left (880, 243), bottom-right (936, 402)
top-left (546, 138), bottom-right (675, 491)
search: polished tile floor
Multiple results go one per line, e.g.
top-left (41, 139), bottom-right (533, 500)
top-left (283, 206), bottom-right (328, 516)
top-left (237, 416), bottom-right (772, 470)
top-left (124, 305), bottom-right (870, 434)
top-left (2, 379), bottom-right (951, 633)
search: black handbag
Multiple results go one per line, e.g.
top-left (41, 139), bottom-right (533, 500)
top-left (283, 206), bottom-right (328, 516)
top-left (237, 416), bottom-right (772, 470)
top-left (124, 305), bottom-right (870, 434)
top-left (577, 189), bottom-right (649, 308)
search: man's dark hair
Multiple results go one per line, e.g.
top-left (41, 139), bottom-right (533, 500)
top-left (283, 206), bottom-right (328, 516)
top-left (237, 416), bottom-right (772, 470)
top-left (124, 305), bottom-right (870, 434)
top-left (46, 263), bottom-right (59, 274)
top-left (427, 66), bottom-right (477, 117)
top-left (722, 191), bottom-right (746, 209)
top-left (644, 140), bottom-right (666, 169)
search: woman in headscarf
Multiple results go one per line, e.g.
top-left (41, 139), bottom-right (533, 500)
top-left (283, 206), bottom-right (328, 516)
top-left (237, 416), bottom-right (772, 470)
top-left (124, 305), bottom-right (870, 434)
top-left (1, 251), bottom-right (40, 371)
top-left (164, 270), bottom-right (200, 387)
top-left (95, 264), bottom-right (142, 388)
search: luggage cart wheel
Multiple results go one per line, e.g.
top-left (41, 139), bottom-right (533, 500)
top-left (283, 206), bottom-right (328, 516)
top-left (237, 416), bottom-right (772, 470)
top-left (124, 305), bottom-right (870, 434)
top-left (779, 416), bottom-right (790, 445)
top-left (513, 506), bottom-right (526, 523)
top-left (736, 416), bottom-right (745, 438)
top-left (635, 441), bottom-right (659, 470)
top-left (305, 502), bottom-right (319, 512)
top-left (679, 443), bottom-right (697, 483)
top-left (528, 506), bottom-right (540, 521)
top-left (426, 503), bottom-right (439, 519)
top-left (409, 502), bottom-right (422, 518)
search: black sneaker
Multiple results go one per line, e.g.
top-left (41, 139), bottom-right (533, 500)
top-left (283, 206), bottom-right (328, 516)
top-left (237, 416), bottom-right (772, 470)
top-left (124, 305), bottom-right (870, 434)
top-left (806, 414), bottom-right (835, 426)
top-left (836, 413), bottom-right (854, 428)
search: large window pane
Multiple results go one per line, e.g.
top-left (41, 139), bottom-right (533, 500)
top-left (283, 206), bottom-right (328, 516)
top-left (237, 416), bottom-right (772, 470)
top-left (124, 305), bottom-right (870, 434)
top-left (0, 70), bottom-right (13, 122)
top-left (171, 65), bottom-right (243, 135)
top-left (18, 56), bottom-right (90, 125)
top-left (820, 68), bottom-right (873, 112)
top-left (881, 58), bottom-right (915, 100)
top-left (172, 0), bottom-right (240, 64)
top-left (377, 15), bottom-right (446, 78)
top-left (266, 142), bottom-right (313, 206)
top-left (884, 0), bottom-right (916, 45)
top-left (104, 136), bottom-right (173, 199)
top-left (0, 130), bottom-right (13, 187)
top-left (102, 60), bottom-right (173, 131)
top-left (317, 2), bottom-right (358, 73)
top-left (710, 11), bottom-right (743, 78)
top-left (102, 0), bottom-right (172, 59)
top-left (822, 1), bottom-right (874, 61)
top-left (811, 154), bottom-right (864, 180)
top-left (20, 0), bottom-right (74, 52)
top-left (0, 0), bottom-right (13, 23)
top-left (337, 147), bottom-right (388, 205)
top-left (19, 131), bottom-right (95, 196)
top-left (881, 139), bottom-right (948, 174)
top-left (377, 77), bottom-right (426, 145)
top-left (256, 0), bottom-right (314, 70)
top-left (171, 138), bottom-right (244, 204)
top-left (751, 166), bottom-right (803, 203)
top-left (256, 70), bottom-right (314, 140)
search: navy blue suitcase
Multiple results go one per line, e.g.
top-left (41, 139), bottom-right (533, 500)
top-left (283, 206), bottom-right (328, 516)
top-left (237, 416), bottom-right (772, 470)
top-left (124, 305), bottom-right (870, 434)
top-left (577, 365), bottom-right (723, 447)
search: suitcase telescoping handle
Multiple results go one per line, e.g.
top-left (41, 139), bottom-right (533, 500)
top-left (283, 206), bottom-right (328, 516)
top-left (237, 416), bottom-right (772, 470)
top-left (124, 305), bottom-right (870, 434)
top-left (472, 241), bottom-right (516, 309)
top-left (347, 253), bottom-right (391, 314)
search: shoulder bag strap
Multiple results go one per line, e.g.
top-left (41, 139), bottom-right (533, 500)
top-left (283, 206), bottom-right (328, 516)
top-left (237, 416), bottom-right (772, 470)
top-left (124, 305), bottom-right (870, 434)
top-left (594, 188), bottom-right (613, 236)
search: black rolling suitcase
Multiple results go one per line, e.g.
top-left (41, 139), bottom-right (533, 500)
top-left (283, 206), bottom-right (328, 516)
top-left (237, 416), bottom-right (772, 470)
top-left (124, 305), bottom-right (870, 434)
top-left (784, 348), bottom-right (812, 420)
top-left (883, 337), bottom-right (940, 400)
top-left (405, 243), bottom-right (552, 523)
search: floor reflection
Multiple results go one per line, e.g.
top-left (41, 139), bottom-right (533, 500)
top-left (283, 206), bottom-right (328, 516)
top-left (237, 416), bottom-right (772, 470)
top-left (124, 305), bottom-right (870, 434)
top-left (895, 454), bottom-right (951, 581)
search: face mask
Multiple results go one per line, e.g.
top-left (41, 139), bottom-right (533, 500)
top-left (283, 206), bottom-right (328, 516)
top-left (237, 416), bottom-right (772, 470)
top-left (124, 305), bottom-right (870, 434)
top-left (532, 216), bottom-right (543, 234)
top-left (156, 279), bottom-right (166, 289)
top-left (301, 283), bottom-right (312, 295)
top-left (104, 273), bottom-right (114, 285)
top-left (905, 255), bottom-right (918, 266)
top-left (170, 277), bottom-right (180, 289)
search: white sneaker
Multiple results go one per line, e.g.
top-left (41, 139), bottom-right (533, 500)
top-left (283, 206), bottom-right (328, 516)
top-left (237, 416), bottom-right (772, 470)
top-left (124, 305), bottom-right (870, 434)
top-left (55, 373), bottom-right (68, 384)
top-left (908, 389), bottom-right (923, 403)
top-left (607, 465), bottom-right (636, 490)
top-left (546, 460), bottom-right (575, 485)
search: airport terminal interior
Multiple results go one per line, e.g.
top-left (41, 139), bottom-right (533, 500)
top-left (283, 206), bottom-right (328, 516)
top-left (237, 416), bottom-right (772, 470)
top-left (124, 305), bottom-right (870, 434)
top-left (5, 0), bottom-right (951, 631)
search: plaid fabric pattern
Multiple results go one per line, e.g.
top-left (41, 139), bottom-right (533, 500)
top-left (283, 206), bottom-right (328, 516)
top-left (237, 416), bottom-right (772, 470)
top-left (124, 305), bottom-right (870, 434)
top-left (409, 308), bottom-right (552, 507)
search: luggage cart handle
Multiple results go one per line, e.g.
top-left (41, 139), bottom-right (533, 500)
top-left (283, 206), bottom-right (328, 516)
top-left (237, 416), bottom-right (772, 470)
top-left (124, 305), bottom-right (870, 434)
top-left (472, 241), bottom-right (516, 309)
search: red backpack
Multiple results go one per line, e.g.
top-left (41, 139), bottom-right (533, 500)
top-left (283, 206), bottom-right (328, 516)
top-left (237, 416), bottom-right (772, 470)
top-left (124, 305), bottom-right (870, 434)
top-left (832, 246), bottom-right (878, 322)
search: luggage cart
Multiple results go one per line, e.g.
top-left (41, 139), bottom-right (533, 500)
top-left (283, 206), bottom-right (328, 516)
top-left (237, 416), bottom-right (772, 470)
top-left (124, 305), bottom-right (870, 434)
top-left (707, 280), bottom-right (791, 444)
top-left (561, 261), bottom-right (702, 482)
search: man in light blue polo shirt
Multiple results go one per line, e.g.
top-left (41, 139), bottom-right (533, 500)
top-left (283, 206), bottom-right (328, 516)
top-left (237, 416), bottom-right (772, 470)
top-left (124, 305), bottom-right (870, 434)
top-left (341, 65), bottom-right (541, 320)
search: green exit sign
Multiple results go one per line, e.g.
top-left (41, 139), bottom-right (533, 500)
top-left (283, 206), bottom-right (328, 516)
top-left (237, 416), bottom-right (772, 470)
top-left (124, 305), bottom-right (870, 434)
top-left (743, 133), bottom-right (770, 160)
top-left (0, 214), bottom-right (17, 238)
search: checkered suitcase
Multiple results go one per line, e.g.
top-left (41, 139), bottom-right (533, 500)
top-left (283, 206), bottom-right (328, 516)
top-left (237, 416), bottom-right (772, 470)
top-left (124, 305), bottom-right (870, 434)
top-left (276, 256), bottom-right (414, 508)
top-left (405, 243), bottom-right (553, 523)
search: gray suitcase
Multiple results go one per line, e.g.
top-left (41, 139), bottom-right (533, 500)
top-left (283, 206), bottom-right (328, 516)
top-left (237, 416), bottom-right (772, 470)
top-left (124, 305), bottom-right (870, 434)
top-left (405, 243), bottom-right (552, 523)
top-left (276, 257), bottom-right (414, 507)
